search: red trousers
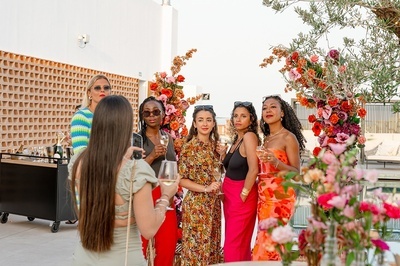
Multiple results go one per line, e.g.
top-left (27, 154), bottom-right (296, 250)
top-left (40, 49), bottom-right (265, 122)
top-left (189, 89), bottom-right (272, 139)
top-left (141, 186), bottom-right (178, 266)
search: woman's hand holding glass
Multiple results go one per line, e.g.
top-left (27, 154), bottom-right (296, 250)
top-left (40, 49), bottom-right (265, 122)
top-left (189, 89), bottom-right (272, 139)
top-left (159, 134), bottom-right (169, 161)
top-left (151, 144), bottom-right (166, 160)
top-left (158, 160), bottom-right (179, 210)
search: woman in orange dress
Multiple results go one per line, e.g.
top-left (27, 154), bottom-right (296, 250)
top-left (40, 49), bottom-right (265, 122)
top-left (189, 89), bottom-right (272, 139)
top-left (252, 95), bottom-right (306, 261)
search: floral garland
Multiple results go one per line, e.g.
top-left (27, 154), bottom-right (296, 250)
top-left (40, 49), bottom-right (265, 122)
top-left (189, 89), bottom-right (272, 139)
top-left (149, 48), bottom-right (202, 155)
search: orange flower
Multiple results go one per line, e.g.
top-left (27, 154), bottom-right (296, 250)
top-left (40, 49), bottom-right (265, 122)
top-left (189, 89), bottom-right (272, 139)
top-left (329, 113), bottom-right (339, 124)
top-left (357, 108), bottom-right (367, 118)
top-left (340, 101), bottom-right (352, 112)
top-left (176, 75), bottom-right (185, 82)
top-left (307, 69), bottom-right (316, 78)
top-left (318, 81), bottom-right (327, 89)
top-left (181, 126), bottom-right (188, 137)
top-left (326, 125), bottom-right (335, 137)
top-left (175, 89), bottom-right (185, 99)
top-left (170, 120), bottom-right (180, 131)
top-left (312, 121), bottom-right (323, 136)
top-left (300, 96), bottom-right (309, 107)
top-left (327, 98), bottom-right (339, 107)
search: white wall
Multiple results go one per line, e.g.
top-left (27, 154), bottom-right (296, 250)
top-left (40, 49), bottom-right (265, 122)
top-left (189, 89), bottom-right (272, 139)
top-left (0, 0), bottom-right (176, 85)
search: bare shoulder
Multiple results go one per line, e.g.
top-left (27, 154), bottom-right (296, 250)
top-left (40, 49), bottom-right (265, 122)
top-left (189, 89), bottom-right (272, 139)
top-left (283, 130), bottom-right (299, 147)
top-left (243, 131), bottom-right (259, 143)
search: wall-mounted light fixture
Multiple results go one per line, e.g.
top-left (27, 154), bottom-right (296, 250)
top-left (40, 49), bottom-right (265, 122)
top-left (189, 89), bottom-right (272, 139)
top-left (77, 34), bottom-right (90, 48)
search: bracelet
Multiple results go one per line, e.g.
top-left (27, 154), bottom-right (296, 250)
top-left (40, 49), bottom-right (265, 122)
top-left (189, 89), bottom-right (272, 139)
top-left (241, 188), bottom-right (249, 196)
top-left (161, 193), bottom-right (170, 199)
top-left (275, 160), bottom-right (280, 168)
top-left (204, 186), bottom-right (207, 193)
top-left (155, 198), bottom-right (170, 206)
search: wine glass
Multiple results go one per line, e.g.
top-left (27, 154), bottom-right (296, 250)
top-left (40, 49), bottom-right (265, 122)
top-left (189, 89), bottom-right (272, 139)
top-left (158, 160), bottom-right (177, 210)
top-left (256, 145), bottom-right (267, 174)
top-left (160, 134), bottom-right (169, 161)
top-left (213, 163), bottom-right (225, 195)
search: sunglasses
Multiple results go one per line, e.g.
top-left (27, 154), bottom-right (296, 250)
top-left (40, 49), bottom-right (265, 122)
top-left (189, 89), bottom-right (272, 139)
top-left (92, 85), bottom-right (111, 92)
top-left (142, 109), bottom-right (161, 118)
top-left (262, 94), bottom-right (281, 101)
top-left (194, 105), bottom-right (214, 111)
top-left (234, 101), bottom-right (253, 107)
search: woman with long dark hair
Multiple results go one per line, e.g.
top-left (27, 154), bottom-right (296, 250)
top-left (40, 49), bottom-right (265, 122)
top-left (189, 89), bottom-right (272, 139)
top-left (222, 101), bottom-right (260, 262)
top-left (252, 95), bottom-right (306, 261)
top-left (178, 105), bottom-right (224, 265)
top-left (68, 95), bottom-right (178, 265)
top-left (138, 96), bottom-right (178, 266)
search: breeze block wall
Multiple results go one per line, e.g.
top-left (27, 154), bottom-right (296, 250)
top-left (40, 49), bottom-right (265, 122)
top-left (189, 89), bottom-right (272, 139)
top-left (0, 50), bottom-right (140, 153)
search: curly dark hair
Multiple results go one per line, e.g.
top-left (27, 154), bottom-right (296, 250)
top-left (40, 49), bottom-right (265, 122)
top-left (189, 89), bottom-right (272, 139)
top-left (229, 101), bottom-right (261, 144)
top-left (186, 106), bottom-right (220, 151)
top-left (260, 95), bottom-right (306, 151)
top-left (138, 96), bottom-right (166, 145)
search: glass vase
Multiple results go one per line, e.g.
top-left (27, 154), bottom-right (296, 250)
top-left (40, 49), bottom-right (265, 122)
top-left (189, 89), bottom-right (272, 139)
top-left (349, 249), bottom-right (366, 266)
top-left (320, 220), bottom-right (341, 266)
top-left (306, 249), bottom-right (321, 266)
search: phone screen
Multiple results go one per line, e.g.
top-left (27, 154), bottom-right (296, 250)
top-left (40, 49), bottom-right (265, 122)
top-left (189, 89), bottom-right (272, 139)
top-left (131, 133), bottom-right (143, 160)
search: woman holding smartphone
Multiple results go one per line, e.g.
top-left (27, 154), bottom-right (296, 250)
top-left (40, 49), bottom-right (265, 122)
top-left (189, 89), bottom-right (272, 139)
top-left (138, 96), bottom-right (178, 266)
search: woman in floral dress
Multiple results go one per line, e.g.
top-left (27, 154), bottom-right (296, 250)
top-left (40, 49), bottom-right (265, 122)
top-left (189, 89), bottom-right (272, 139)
top-left (252, 95), bottom-right (306, 261)
top-left (178, 105), bottom-right (226, 265)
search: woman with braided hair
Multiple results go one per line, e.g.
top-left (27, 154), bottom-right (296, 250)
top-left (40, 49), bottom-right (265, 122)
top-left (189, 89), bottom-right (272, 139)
top-left (138, 96), bottom-right (178, 266)
top-left (252, 95), bottom-right (306, 261)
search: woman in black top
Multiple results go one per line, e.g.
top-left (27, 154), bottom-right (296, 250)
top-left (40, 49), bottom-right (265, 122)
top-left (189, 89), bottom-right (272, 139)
top-left (221, 101), bottom-right (260, 262)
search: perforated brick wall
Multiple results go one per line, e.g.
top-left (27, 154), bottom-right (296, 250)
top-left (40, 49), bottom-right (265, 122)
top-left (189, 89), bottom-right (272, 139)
top-left (0, 50), bottom-right (140, 152)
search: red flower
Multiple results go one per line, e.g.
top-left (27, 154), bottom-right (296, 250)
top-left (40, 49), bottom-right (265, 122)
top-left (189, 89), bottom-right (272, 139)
top-left (327, 138), bottom-right (337, 144)
top-left (313, 147), bottom-right (322, 156)
top-left (300, 97), bottom-right (309, 107)
top-left (161, 88), bottom-right (173, 98)
top-left (383, 202), bottom-right (400, 219)
top-left (291, 51), bottom-right (299, 61)
top-left (150, 82), bottom-right (158, 91)
top-left (340, 101), bottom-right (352, 112)
top-left (317, 192), bottom-right (338, 209)
top-left (176, 75), bottom-right (185, 82)
top-left (329, 113), bottom-right (339, 124)
top-left (298, 230), bottom-right (307, 253)
top-left (357, 108), bottom-right (367, 118)
top-left (327, 98), bottom-right (339, 107)
top-left (312, 122), bottom-right (323, 136)
top-left (308, 114), bottom-right (317, 123)
top-left (318, 81), bottom-right (327, 89)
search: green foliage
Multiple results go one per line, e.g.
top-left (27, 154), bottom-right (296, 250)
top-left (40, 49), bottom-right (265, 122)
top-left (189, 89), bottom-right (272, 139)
top-left (262, 0), bottom-right (400, 110)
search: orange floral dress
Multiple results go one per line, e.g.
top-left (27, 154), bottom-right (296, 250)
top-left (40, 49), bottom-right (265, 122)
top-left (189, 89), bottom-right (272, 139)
top-left (252, 149), bottom-right (296, 261)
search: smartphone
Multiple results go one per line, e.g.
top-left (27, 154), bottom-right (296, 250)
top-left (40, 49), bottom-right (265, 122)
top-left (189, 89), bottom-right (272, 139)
top-left (131, 133), bottom-right (143, 160)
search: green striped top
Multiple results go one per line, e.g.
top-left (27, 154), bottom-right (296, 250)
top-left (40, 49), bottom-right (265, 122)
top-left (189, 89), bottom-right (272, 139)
top-left (71, 107), bottom-right (93, 153)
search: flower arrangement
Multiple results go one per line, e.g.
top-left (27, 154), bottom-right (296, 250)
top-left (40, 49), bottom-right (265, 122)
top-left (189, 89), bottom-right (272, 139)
top-left (261, 48), bottom-right (367, 154)
top-left (149, 48), bottom-right (202, 155)
top-left (258, 217), bottom-right (299, 266)
top-left (288, 140), bottom-right (400, 265)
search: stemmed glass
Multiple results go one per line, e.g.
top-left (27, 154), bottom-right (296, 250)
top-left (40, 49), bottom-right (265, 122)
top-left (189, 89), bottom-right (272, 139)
top-left (213, 163), bottom-right (225, 196)
top-left (160, 134), bottom-right (169, 161)
top-left (158, 160), bottom-right (177, 210)
top-left (256, 145), bottom-right (267, 174)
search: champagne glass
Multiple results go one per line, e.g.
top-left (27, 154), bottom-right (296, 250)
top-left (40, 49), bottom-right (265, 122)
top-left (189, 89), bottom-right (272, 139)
top-left (213, 163), bottom-right (224, 195)
top-left (160, 134), bottom-right (169, 161)
top-left (256, 145), bottom-right (266, 174)
top-left (158, 160), bottom-right (177, 210)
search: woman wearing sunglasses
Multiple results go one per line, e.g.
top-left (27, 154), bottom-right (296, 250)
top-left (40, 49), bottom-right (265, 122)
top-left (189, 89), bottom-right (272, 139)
top-left (71, 74), bottom-right (112, 153)
top-left (252, 95), bottom-right (306, 261)
top-left (178, 105), bottom-right (224, 265)
top-left (138, 96), bottom-right (178, 266)
top-left (222, 101), bottom-right (260, 262)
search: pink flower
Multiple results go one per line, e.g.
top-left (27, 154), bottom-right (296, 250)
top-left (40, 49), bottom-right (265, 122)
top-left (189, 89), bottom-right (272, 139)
top-left (334, 133), bottom-right (350, 144)
top-left (321, 152), bottom-right (338, 165)
top-left (322, 105), bottom-right (332, 119)
top-left (317, 192), bottom-right (338, 209)
top-left (303, 168), bottom-right (325, 184)
top-left (166, 76), bottom-right (175, 83)
top-left (343, 205), bottom-right (355, 219)
top-left (371, 239), bottom-right (390, 251)
top-left (328, 49), bottom-right (340, 61)
top-left (338, 65), bottom-right (347, 73)
top-left (289, 68), bottom-right (301, 81)
top-left (364, 169), bottom-right (378, 183)
top-left (158, 94), bottom-right (168, 103)
top-left (373, 188), bottom-right (389, 201)
top-left (383, 202), bottom-right (400, 219)
top-left (310, 54), bottom-right (319, 63)
top-left (271, 225), bottom-right (297, 244)
top-left (160, 72), bottom-right (167, 78)
top-left (328, 143), bottom-right (347, 155)
top-left (165, 104), bottom-right (177, 115)
top-left (357, 135), bottom-right (366, 145)
top-left (328, 195), bottom-right (347, 209)
top-left (259, 217), bottom-right (278, 231)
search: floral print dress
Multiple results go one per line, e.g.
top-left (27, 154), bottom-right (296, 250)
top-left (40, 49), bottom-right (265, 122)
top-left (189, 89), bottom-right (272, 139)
top-left (178, 138), bottom-right (222, 266)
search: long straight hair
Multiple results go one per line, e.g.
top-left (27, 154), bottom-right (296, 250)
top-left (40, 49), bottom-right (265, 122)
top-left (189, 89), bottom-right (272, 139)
top-left (71, 95), bottom-right (133, 252)
top-left (186, 107), bottom-right (220, 150)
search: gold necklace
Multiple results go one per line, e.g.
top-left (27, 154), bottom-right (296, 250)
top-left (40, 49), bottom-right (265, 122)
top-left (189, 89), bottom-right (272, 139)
top-left (266, 127), bottom-right (284, 143)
